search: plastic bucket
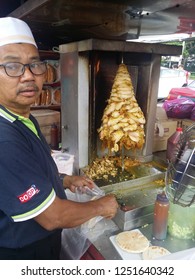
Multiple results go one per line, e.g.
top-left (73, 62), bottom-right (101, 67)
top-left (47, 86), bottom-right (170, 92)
top-left (52, 152), bottom-right (74, 175)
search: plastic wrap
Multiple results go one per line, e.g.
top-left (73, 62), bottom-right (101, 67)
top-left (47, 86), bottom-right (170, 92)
top-left (163, 98), bottom-right (194, 119)
top-left (190, 106), bottom-right (195, 120)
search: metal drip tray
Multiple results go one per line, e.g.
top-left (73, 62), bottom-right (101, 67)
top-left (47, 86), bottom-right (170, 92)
top-left (82, 155), bottom-right (167, 187)
top-left (101, 173), bottom-right (165, 231)
top-left (81, 155), bottom-right (167, 231)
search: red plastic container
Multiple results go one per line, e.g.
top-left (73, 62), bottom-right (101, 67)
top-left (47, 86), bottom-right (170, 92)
top-left (166, 121), bottom-right (183, 162)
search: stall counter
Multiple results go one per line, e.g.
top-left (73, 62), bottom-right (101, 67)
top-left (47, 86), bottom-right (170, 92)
top-left (81, 221), bottom-right (195, 260)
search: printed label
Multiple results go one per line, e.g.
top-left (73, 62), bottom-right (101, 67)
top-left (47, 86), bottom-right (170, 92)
top-left (18, 185), bottom-right (40, 203)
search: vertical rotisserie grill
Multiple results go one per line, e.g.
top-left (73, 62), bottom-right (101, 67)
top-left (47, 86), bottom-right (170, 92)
top-left (59, 39), bottom-right (182, 230)
top-left (59, 39), bottom-right (182, 173)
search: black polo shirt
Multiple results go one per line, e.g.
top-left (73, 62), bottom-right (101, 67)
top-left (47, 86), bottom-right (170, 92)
top-left (0, 105), bottom-right (66, 249)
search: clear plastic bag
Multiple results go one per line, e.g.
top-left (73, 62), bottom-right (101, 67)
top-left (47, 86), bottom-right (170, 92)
top-left (75, 185), bottom-right (105, 230)
top-left (60, 185), bottom-right (106, 259)
top-left (60, 227), bottom-right (91, 260)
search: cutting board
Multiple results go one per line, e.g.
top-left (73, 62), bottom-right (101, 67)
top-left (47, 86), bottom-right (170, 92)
top-left (109, 229), bottom-right (147, 260)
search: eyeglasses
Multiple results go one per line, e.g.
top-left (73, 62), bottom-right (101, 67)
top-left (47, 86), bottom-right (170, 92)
top-left (0, 61), bottom-right (47, 77)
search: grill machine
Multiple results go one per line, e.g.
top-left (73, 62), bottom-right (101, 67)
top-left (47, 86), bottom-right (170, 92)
top-left (59, 39), bottom-right (182, 230)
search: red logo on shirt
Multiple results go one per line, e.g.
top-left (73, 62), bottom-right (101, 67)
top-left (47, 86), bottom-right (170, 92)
top-left (18, 185), bottom-right (40, 203)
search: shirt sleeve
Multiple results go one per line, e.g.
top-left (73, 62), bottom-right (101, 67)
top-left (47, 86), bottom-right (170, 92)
top-left (0, 139), bottom-right (56, 222)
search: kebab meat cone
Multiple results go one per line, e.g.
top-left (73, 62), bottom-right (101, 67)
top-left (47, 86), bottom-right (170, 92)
top-left (98, 63), bottom-right (146, 153)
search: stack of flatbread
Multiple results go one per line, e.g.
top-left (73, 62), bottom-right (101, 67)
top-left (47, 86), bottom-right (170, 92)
top-left (115, 230), bottom-right (150, 253)
top-left (98, 63), bottom-right (146, 153)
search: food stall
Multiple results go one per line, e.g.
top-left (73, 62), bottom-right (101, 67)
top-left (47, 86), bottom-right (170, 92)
top-left (5, 0), bottom-right (195, 260)
top-left (58, 39), bottom-right (195, 259)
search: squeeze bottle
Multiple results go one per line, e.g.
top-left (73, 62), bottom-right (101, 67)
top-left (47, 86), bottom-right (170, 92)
top-left (152, 192), bottom-right (169, 240)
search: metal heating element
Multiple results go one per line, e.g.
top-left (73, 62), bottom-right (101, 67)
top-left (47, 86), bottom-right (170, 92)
top-left (166, 124), bottom-right (195, 207)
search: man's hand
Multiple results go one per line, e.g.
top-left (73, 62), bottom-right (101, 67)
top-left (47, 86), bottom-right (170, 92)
top-left (63, 175), bottom-right (95, 193)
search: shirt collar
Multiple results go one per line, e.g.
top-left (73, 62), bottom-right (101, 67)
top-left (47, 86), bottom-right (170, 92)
top-left (0, 105), bottom-right (18, 123)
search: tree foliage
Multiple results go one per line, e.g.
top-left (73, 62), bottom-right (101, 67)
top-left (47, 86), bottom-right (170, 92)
top-left (162, 39), bottom-right (195, 71)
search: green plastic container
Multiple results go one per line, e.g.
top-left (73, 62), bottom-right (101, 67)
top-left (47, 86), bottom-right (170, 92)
top-left (168, 202), bottom-right (195, 240)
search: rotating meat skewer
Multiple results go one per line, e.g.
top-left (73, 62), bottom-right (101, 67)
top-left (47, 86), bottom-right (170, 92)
top-left (121, 56), bottom-right (125, 172)
top-left (121, 145), bottom-right (125, 172)
top-left (98, 63), bottom-right (146, 171)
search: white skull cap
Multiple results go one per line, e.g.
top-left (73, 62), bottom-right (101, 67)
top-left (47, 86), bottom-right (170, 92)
top-left (0, 17), bottom-right (37, 47)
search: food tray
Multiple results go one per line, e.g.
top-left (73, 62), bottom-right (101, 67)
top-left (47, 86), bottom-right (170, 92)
top-left (82, 156), bottom-right (167, 231)
top-left (81, 155), bottom-right (167, 187)
top-left (109, 229), bottom-right (146, 260)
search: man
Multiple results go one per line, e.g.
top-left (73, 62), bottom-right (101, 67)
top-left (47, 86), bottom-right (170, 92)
top-left (0, 17), bottom-right (118, 260)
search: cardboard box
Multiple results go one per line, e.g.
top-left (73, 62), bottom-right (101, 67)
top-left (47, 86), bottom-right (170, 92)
top-left (31, 109), bottom-right (60, 144)
top-left (153, 119), bottom-right (178, 152)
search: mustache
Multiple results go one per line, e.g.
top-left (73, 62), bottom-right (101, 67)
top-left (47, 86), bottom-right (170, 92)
top-left (17, 83), bottom-right (40, 93)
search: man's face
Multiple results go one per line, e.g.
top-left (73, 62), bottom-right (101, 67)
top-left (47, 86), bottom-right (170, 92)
top-left (0, 43), bottom-right (44, 112)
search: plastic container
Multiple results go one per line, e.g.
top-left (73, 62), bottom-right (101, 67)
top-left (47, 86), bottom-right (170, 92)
top-left (168, 202), bottom-right (195, 240)
top-left (152, 192), bottom-right (170, 240)
top-left (52, 152), bottom-right (74, 175)
top-left (166, 121), bottom-right (183, 162)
